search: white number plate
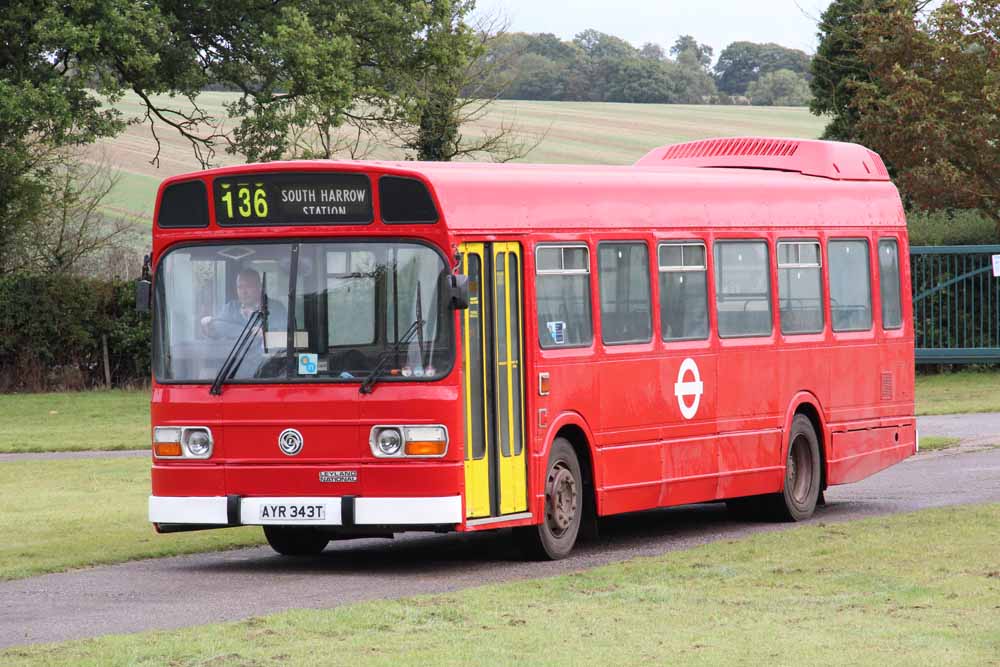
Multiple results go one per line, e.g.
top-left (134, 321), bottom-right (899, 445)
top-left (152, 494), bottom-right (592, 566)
top-left (259, 503), bottom-right (326, 521)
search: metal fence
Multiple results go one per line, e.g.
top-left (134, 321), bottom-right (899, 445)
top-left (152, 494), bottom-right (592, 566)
top-left (911, 245), bottom-right (1000, 364)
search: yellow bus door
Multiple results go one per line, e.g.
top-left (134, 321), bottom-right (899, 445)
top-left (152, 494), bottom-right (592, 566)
top-left (460, 242), bottom-right (527, 520)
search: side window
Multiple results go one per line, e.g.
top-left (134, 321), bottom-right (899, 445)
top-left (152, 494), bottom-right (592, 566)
top-left (535, 245), bottom-right (593, 348)
top-left (658, 242), bottom-right (709, 341)
top-left (598, 242), bottom-right (652, 344)
top-left (828, 239), bottom-right (873, 332)
top-left (777, 241), bottom-right (823, 334)
top-left (715, 240), bottom-right (772, 337)
top-left (879, 239), bottom-right (903, 329)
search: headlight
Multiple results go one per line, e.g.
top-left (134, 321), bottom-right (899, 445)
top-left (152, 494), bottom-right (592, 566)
top-left (184, 429), bottom-right (213, 458)
top-left (370, 425), bottom-right (448, 458)
top-left (375, 428), bottom-right (403, 456)
top-left (153, 426), bottom-right (213, 459)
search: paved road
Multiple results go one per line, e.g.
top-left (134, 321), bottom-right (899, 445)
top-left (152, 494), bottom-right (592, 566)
top-left (2, 443), bottom-right (998, 649)
top-left (0, 450), bottom-right (147, 463)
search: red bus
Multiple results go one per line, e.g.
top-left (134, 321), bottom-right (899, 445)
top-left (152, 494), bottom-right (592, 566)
top-left (143, 136), bottom-right (915, 559)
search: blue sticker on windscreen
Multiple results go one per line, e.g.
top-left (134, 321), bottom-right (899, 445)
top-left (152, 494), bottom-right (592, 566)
top-left (297, 353), bottom-right (318, 375)
top-left (547, 321), bottom-right (566, 345)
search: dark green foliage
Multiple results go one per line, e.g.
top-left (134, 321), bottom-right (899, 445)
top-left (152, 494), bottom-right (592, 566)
top-left (491, 30), bottom-right (717, 104)
top-left (809, 0), bottom-right (876, 142)
top-left (747, 70), bottom-right (811, 106)
top-left (714, 41), bottom-right (812, 96)
top-left (854, 0), bottom-right (1000, 229)
top-left (0, 0), bottom-right (479, 252)
top-left (0, 276), bottom-right (149, 391)
top-left (907, 210), bottom-right (999, 247)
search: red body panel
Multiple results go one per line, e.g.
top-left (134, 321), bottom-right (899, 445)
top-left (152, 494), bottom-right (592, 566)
top-left (149, 141), bottom-right (916, 532)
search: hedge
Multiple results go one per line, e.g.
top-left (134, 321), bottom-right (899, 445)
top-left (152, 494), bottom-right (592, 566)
top-left (0, 275), bottom-right (150, 391)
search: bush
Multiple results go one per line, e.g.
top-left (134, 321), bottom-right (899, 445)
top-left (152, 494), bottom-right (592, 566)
top-left (906, 209), bottom-right (998, 246)
top-left (0, 275), bottom-right (150, 391)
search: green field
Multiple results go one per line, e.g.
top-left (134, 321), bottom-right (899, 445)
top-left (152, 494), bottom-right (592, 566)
top-left (918, 436), bottom-right (961, 452)
top-left (915, 370), bottom-right (1000, 416)
top-left (4, 504), bottom-right (998, 665)
top-left (92, 93), bottom-right (827, 220)
top-left (0, 457), bottom-right (263, 580)
top-left (0, 390), bottom-right (149, 453)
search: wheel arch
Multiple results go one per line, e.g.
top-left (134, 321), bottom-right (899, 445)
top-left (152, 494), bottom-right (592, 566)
top-left (783, 392), bottom-right (828, 491)
top-left (540, 412), bottom-right (599, 516)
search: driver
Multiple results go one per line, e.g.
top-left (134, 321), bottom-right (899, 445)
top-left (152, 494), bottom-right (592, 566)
top-left (201, 268), bottom-right (287, 339)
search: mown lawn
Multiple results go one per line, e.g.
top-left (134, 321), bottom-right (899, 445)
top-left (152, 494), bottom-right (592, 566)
top-left (915, 370), bottom-right (1000, 415)
top-left (4, 504), bottom-right (998, 665)
top-left (0, 457), bottom-right (263, 580)
top-left (919, 436), bottom-right (961, 452)
top-left (0, 390), bottom-right (149, 453)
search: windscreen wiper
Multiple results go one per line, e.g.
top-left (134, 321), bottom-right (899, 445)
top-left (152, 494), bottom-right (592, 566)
top-left (360, 281), bottom-right (424, 395)
top-left (209, 310), bottom-right (263, 396)
top-left (359, 317), bottom-right (424, 395)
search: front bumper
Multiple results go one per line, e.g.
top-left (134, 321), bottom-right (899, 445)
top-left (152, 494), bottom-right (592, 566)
top-left (149, 494), bottom-right (463, 528)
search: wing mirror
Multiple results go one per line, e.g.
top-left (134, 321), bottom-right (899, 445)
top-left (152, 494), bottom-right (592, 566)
top-left (449, 273), bottom-right (470, 310)
top-left (135, 253), bottom-right (152, 313)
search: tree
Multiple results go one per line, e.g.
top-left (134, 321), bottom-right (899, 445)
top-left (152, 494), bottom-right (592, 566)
top-left (809, 0), bottom-right (884, 142)
top-left (4, 156), bottom-right (140, 276)
top-left (393, 7), bottom-right (543, 162)
top-left (853, 0), bottom-right (1000, 227)
top-left (0, 0), bottom-right (491, 267)
top-left (671, 35), bottom-right (713, 70)
top-left (747, 70), bottom-right (812, 106)
top-left (640, 43), bottom-right (667, 61)
top-left (714, 41), bottom-right (811, 95)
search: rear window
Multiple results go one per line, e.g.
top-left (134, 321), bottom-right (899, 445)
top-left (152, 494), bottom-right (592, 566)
top-left (829, 239), bottom-right (873, 332)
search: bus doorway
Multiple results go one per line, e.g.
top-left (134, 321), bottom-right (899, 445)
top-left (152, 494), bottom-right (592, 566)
top-left (459, 242), bottom-right (528, 520)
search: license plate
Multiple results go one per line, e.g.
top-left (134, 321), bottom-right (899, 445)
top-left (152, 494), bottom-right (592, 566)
top-left (259, 503), bottom-right (326, 521)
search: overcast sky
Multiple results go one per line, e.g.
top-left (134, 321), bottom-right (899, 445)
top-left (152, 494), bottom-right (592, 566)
top-left (473, 0), bottom-right (833, 63)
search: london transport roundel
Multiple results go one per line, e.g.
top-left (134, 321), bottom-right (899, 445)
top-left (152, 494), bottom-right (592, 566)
top-left (673, 358), bottom-right (704, 420)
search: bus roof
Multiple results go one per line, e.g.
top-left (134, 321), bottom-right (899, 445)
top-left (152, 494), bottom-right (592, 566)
top-left (160, 138), bottom-right (904, 235)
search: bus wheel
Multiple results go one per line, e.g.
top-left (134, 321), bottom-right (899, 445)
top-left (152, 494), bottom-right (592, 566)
top-left (769, 414), bottom-right (821, 521)
top-left (263, 526), bottom-right (330, 556)
top-left (518, 437), bottom-right (583, 560)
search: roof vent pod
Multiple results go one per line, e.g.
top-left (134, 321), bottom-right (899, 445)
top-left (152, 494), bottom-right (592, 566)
top-left (634, 137), bottom-right (890, 182)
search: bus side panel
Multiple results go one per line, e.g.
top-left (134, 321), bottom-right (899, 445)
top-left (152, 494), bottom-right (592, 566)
top-left (598, 443), bottom-right (663, 515)
top-left (597, 353), bottom-right (665, 514)
top-left (532, 356), bottom-right (598, 513)
top-left (714, 344), bottom-right (780, 493)
top-left (660, 351), bottom-right (718, 507)
top-left (715, 431), bottom-right (783, 499)
top-left (827, 423), bottom-right (915, 485)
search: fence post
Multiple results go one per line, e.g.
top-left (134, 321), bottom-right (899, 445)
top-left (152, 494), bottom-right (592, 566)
top-left (102, 334), bottom-right (112, 389)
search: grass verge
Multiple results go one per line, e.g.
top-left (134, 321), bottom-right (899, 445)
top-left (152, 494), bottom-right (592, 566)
top-left (4, 504), bottom-right (999, 665)
top-left (0, 390), bottom-right (149, 453)
top-left (0, 457), bottom-right (262, 580)
top-left (915, 370), bottom-right (1000, 415)
top-left (919, 436), bottom-right (961, 452)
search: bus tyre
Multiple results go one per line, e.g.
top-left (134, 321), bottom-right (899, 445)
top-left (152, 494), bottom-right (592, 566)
top-left (769, 414), bottom-right (821, 522)
top-left (263, 526), bottom-right (330, 556)
top-left (519, 438), bottom-right (583, 560)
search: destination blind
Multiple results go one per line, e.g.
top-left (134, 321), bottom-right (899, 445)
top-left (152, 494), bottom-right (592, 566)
top-left (212, 173), bottom-right (373, 225)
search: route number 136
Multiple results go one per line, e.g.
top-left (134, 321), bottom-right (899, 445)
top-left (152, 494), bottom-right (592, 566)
top-left (220, 183), bottom-right (268, 220)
